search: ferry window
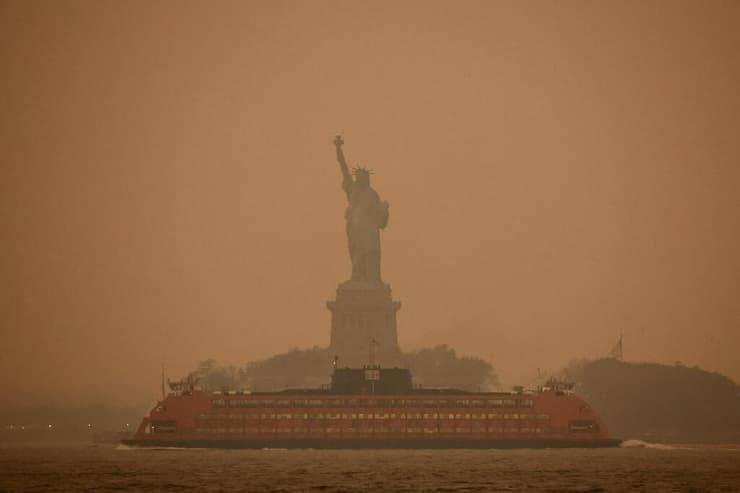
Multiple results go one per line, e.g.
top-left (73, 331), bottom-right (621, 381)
top-left (364, 369), bottom-right (380, 381)
top-left (245, 400), bottom-right (262, 407)
top-left (569, 420), bottom-right (599, 433)
top-left (422, 400), bottom-right (437, 407)
top-left (212, 399), bottom-right (226, 407)
top-left (439, 413), bottom-right (453, 420)
top-left (377, 399), bottom-right (392, 408)
top-left (308, 400), bottom-right (324, 407)
top-left (423, 413), bottom-right (437, 419)
top-left (472, 414), bottom-right (486, 420)
top-left (260, 400), bottom-right (274, 407)
top-left (327, 399), bottom-right (344, 407)
top-left (455, 427), bottom-right (470, 433)
top-left (454, 400), bottom-right (470, 407)
top-left (346, 399), bottom-right (360, 407)
top-left (437, 400), bottom-right (452, 408)
top-left (277, 413), bottom-right (292, 420)
top-left (293, 399), bottom-right (307, 407)
top-left (469, 400), bottom-right (485, 407)
top-left (342, 413), bottom-right (357, 419)
top-left (390, 399), bottom-right (405, 407)
top-left (407, 413), bottom-right (422, 419)
top-left (326, 413), bottom-right (341, 420)
top-left (487, 413), bottom-right (502, 419)
top-left (260, 413), bottom-right (275, 419)
top-left (151, 420), bottom-right (177, 433)
top-left (309, 413), bottom-right (324, 419)
top-left (487, 399), bottom-right (503, 407)
top-left (275, 400), bottom-right (291, 407)
top-left (504, 414), bottom-right (519, 419)
top-left (518, 399), bottom-right (534, 408)
top-left (503, 399), bottom-right (517, 407)
top-left (364, 400), bottom-right (378, 407)
top-left (374, 413), bottom-right (389, 420)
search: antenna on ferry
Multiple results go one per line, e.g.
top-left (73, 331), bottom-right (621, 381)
top-left (369, 338), bottom-right (379, 367)
top-left (161, 364), bottom-right (166, 401)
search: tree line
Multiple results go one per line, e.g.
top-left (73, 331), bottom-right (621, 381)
top-left (189, 345), bottom-right (498, 393)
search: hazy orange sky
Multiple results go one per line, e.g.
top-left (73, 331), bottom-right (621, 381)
top-left (2, 1), bottom-right (739, 404)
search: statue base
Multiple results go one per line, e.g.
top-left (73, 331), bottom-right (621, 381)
top-left (327, 280), bottom-right (403, 368)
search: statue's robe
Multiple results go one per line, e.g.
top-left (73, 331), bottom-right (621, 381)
top-left (343, 178), bottom-right (388, 281)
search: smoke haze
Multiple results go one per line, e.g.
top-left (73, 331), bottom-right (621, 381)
top-left (2, 1), bottom-right (739, 404)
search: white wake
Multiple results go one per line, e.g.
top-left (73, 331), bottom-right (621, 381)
top-left (620, 439), bottom-right (675, 450)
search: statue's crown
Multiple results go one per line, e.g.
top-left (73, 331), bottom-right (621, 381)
top-left (353, 165), bottom-right (374, 176)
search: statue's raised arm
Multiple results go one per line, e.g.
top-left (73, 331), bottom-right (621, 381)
top-left (332, 134), bottom-right (388, 284)
top-left (335, 135), bottom-right (352, 192)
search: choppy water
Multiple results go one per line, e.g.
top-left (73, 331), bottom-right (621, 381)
top-left (1, 441), bottom-right (739, 492)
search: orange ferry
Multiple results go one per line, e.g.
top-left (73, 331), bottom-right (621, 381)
top-left (123, 366), bottom-right (620, 448)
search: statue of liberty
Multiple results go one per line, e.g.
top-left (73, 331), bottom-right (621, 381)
top-left (334, 135), bottom-right (389, 284)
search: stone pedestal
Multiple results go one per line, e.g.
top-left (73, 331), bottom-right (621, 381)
top-left (327, 280), bottom-right (402, 367)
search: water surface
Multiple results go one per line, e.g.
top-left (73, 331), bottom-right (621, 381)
top-left (1, 442), bottom-right (738, 492)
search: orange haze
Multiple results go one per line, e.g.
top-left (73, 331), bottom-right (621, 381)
top-left (2, 1), bottom-right (739, 404)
